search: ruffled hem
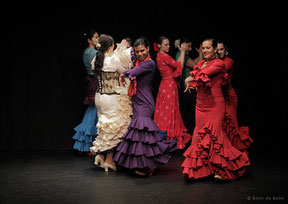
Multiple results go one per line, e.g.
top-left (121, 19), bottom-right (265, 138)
top-left (223, 113), bottom-right (253, 152)
top-left (90, 118), bottom-right (130, 153)
top-left (113, 128), bottom-right (177, 169)
top-left (73, 136), bottom-right (96, 152)
top-left (167, 131), bottom-right (191, 150)
top-left (182, 121), bottom-right (250, 180)
top-left (73, 106), bottom-right (98, 135)
top-left (72, 130), bottom-right (96, 152)
top-left (74, 123), bottom-right (97, 136)
top-left (128, 115), bottom-right (159, 131)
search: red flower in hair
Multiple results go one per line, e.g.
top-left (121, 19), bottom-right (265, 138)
top-left (153, 42), bottom-right (159, 52)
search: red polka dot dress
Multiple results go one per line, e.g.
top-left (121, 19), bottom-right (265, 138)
top-left (154, 52), bottom-right (191, 149)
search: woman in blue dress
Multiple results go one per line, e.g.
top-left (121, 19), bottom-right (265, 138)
top-left (72, 29), bottom-right (99, 155)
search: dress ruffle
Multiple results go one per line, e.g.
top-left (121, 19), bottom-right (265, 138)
top-left (128, 115), bottom-right (159, 131)
top-left (167, 130), bottom-right (191, 150)
top-left (113, 115), bottom-right (177, 169)
top-left (72, 106), bottom-right (98, 152)
top-left (90, 86), bottom-right (132, 154)
top-left (182, 121), bottom-right (250, 180)
top-left (223, 113), bottom-right (253, 153)
top-left (190, 70), bottom-right (211, 88)
top-left (72, 133), bottom-right (96, 152)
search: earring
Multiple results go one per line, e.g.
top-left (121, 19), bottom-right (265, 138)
top-left (225, 51), bottom-right (228, 56)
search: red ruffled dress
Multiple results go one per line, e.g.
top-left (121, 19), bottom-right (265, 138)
top-left (154, 52), bottom-right (191, 149)
top-left (181, 58), bottom-right (250, 180)
top-left (222, 56), bottom-right (253, 153)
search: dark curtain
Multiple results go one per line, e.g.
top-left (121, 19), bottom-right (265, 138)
top-left (1, 3), bottom-right (287, 152)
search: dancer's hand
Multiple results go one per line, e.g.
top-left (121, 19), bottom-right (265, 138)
top-left (195, 44), bottom-right (202, 53)
top-left (184, 76), bottom-right (195, 93)
top-left (184, 82), bottom-right (191, 93)
top-left (119, 74), bottom-right (126, 87)
top-left (179, 42), bottom-right (188, 52)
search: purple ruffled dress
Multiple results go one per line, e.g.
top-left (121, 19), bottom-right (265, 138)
top-left (113, 59), bottom-right (177, 170)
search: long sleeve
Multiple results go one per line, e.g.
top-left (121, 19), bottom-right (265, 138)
top-left (224, 57), bottom-right (234, 73)
top-left (162, 54), bottom-right (182, 78)
top-left (123, 60), bottom-right (155, 81)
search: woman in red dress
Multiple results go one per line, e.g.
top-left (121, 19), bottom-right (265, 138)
top-left (153, 36), bottom-right (191, 149)
top-left (182, 39), bottom-right (250, 180)
top-left (217, 41), bottom-right (253, 153)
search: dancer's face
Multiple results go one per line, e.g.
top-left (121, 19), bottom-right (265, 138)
top-left (217, 43), bottom-right (226, 59)
top-left (202, 40), bottom-right (217, 60)
top-left (186, 42), bottom-right (192, 55)
top-left (159, 39), bottom-right (170, 53)
top-left (135, 45), bottom-right (149, 62)
top-left (88, 32), bottom-right (99, 47)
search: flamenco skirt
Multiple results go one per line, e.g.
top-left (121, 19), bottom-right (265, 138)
top-left (113, 115), bottom-right (177, 170)
top-left (182, 121), bottom-right (250, 180)
top-left (72, 106), bottom-right (98, 152)
top-left (90, 86), bottom-right (132, 154)
top-left (222, 94), bottom-right (253, 153)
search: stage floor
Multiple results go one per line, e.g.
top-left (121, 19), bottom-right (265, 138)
top-left (0, 149), bottom-right (286, 204)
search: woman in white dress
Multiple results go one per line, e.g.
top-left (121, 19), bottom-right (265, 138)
top-left (90, 34), bottom-right (132, 171)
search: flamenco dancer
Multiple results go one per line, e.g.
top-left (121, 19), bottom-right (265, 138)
top-left (182, 38), bottom-right (250, 181)
top-left (175, 37), bottom-right (202, 135)
top-left (153, 36), bottom-right (191, 149)
top-left (217, 41), bottom-right (253, 153)
top-left (90, 34), bottom-right (133, 171)
top-left (72, 29), bottom-right (99, 155)
top-left (113, 37), bottom-right (177, 176)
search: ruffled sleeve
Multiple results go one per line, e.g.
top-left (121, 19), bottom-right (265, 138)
top-left (113, 44), bottom-right (133, 72)
top-left (189, 59), bottom-right (225, 87)
top-left (201, 59), bottom-right (225, 77)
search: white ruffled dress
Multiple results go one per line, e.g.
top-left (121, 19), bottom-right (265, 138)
top-left (90, 45), bottom-right (133, 154)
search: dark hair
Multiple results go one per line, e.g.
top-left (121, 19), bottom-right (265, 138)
top-left (133, 37), bottom-right (150, 48)
top-left (157, 36), bottom-right (169, 45)
top-left (202, 38), bottom-right (220, 58)
top-left (217, 40), bottom-right (227, 48)
top-left (179, 36), bottom-right (192, 44)
top-left (124, 37), bottom-right (133, 47)
top-left (94, 34), bottom-right (114, 72)
top-left (80, 29), bottom-right (98, 51)
top-left (203, 38), bottom-right (218, 49)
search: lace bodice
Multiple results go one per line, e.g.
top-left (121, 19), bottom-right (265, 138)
top-left (97, 71), bottom-right (120, 94)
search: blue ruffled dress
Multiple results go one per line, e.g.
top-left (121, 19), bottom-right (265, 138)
top-left (72, 48), bottom-right (98, 152)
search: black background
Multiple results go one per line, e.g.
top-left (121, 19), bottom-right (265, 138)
top-left (1, 2), bottom-right (287, 155)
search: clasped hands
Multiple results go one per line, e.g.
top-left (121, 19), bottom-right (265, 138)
top-left (119, 74), bottom-right (127, 87)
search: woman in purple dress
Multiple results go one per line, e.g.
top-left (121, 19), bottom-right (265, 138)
top-left (113, 37), bottom-right (176, 176)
